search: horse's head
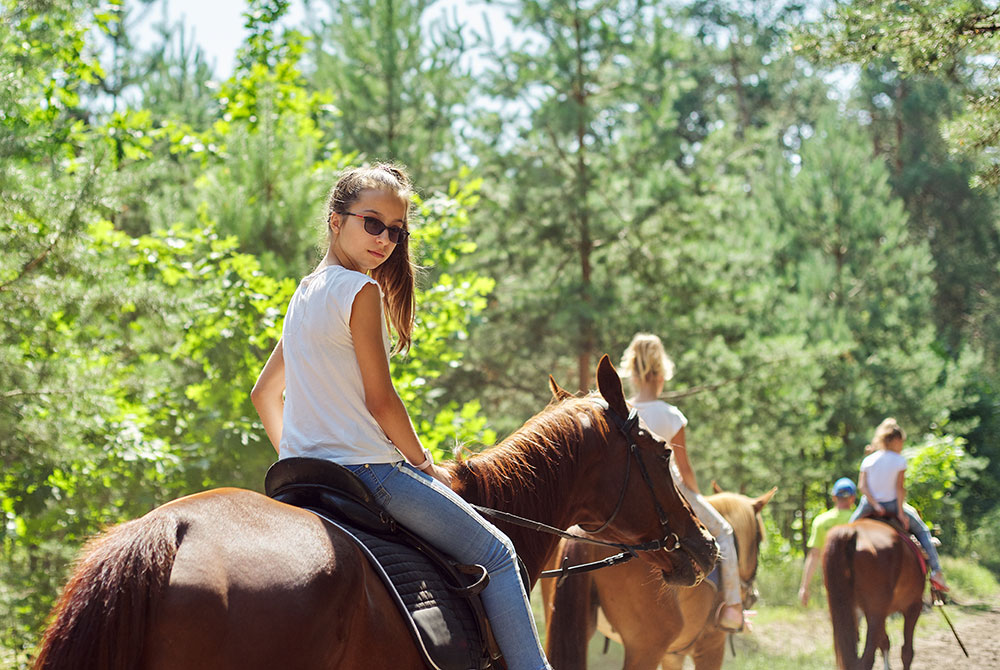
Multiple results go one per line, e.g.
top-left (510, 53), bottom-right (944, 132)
top-left (708, 483), bottom-right (778, 609)
top-left (555, 355), bottom-right (719, 587)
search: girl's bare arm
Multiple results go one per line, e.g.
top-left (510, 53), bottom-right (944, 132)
top-left (350, 284), bottom-right (450, 485)
top-left (670, 427), bottom-right (700, 494)
top-left (895, 469), bottom-right (908, 528)
top-left (251, 339), bottom-right (286, 454)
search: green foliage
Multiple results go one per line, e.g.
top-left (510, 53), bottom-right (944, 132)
top-left (966, 506), bottom-right (1000, 574)
top-left (905, 430), bottom-right (988, 548)
top-left (799, 0), bottom-right (1000, 187)
top-left (304, 0), bottom-right (474, 189)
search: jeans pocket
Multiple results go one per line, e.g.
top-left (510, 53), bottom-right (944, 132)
top-left (346, 464), bottom-right (393, 507)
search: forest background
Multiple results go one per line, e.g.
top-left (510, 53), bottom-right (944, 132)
top-left (2, 0), bottom-right (999, 663)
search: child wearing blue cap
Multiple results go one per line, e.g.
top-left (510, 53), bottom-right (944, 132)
top-left (798, 477), bottom-right (857, 605)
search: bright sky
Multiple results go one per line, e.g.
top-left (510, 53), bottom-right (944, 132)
top-left (137, 0), bottom-right (509, 79)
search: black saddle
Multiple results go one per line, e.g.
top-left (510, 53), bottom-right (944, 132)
top-left (265, 457), bottom-right (499, 670)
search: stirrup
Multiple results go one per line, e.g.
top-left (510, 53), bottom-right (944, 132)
top-left (929, 572), bottom-right (949, 593)
top-left (715, 602), bottom-right (744, 633)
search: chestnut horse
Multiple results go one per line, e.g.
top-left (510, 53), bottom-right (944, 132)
top-left (542, 486), bottom-right (776, 670)
top-left (33, 356), bottom-right (718, 670)
top-left (823, 518), bottom-right (927, 670)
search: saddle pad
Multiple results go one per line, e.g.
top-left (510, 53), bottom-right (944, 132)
top-left (703, 562), bottom-right (721, 593)
top-left (898, 529), bottom-right (928, 576)
top-left (307, 509), bottom-right (490, 670)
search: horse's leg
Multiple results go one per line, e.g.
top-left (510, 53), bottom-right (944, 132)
top-left (593, 560), bottom-right (677, 670)
top-left (900, 602), bottom-right (921, 670)
top-left (544, 542), bottom-right (598, 670)
top-left (690, 631), bottom-right (727, 670)
top-left (879, 625), bottom-right (890, 670)
top-left (659, 652), bottom-right (685, 670)
top-left (859, 613), bottom-right (886, 670)
top-left (622, 642), bottom-right (671, 670)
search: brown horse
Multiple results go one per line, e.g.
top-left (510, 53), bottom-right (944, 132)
top-left (823, 518), bottom-right (927, 670)
top-left (33, 356), bottom-right (718, 670)
top-left (542, 486), bottom-right (776, 670)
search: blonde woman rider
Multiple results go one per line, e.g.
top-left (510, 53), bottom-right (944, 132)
top-left (620, 333), bottom-right (744, 632)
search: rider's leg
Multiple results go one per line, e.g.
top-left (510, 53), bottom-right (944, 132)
top-left (849, 496), bottom-right (874, 522)
top-left (348, 462), bottom-right (552, 670)
top-left (677, 485), bottom-right (742, 630)
top-left (885, 500), bottom-right (947, 589)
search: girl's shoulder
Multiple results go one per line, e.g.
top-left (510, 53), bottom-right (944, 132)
top-left (633, 399), bottom-right (687, 423)
top-left (305, 265), bottom-right (379, 297)
top-left (296, 265), bottom-right (381, 318)
top-left (861, 448), bottom-right (906, 468)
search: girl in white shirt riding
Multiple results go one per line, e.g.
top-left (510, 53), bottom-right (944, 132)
top-left (252, 164), bottom-right (552, 669)
top-left (849, 417), bottom-right (948, 591)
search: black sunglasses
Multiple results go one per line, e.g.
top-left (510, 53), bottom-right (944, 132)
top-left (342, 211), bottom-right (409, 244)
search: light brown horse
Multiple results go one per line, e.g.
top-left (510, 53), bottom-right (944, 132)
top-left (823, 518), bottom-right (927, 670)
top-left (33, 356), bottom-right (718, 670)
top-left (542, 486), bottom-right (776, 670)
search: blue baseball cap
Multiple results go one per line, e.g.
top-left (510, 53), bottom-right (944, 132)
top-left (831, 477), bottom-right (857, 497)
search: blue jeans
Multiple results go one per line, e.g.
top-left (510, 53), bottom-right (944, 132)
top-left (347, 461), bottom-right (551, 670)
top-left (849, 497), bottom-right (942, 572)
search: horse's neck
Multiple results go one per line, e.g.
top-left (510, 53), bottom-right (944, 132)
top-left (450, 437), bottom-right (592, 583)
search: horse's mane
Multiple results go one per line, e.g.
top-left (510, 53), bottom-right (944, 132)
top-left (707, 492), bottom-right (764, 578)
top-left (457, 393), bottom-right (611, 513)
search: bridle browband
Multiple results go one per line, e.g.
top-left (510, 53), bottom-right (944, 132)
top-left (472, 403), bottom-right (684, 582)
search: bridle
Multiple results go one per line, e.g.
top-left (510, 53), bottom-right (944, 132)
top-left (578, 406), bottom-right (680, 551)
top-left (473, 402), bottom-right (685, 581)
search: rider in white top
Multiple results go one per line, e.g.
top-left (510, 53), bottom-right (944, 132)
top-left (620, 333), bottom-right (745, 632)
top-left (849, 417), bottom-right (947, 591)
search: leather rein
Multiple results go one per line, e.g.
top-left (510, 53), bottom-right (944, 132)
top-left (472, 405), bottom-right (683, 582)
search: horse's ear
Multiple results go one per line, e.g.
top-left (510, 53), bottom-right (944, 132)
top-left (711, 480), bottom-right (724, 494)
top-left (752, 486), bottom-right (778, 513)
top-left (596, 354), bottom-right (629, 417)
top-left (549, 375), bottom-right (573, 401)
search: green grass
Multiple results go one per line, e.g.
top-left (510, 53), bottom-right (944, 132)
top-left (940, 554), bottom-right (1000, 608)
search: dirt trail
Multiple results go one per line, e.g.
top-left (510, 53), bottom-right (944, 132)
top-left (740, 601), bottom-right (1000, 670)
top-left (907, 604), bottom-right (1000, 669)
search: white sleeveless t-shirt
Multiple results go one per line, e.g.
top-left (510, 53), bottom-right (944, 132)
top-left (630, 399), bottom-right (688, 484)
top-left (278, 265), bottom-right (402, 465)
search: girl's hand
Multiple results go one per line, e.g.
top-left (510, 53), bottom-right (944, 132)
top-left (873, 502), bottom-right (885, 516)
top-left (899, 511), bottom-right (909, 530)
top-left (425, 464), bottom-right (453, 487)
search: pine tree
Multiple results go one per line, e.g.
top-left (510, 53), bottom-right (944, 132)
top-left (302, 0), bottom-right (473, 189)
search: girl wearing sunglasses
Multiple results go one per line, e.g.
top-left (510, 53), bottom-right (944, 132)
top-left (251, 163), bottom-right (552, 670)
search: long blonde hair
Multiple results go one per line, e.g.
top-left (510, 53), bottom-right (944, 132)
top-left (619, 333), bottom-right (675, 385)
top-left (326, 163), bottom-right (417, 353)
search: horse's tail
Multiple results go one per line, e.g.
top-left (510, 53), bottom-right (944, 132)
top-left (823, 524), bottom-right (858, 670)
top-left (34, 511), bottom-right (180, 670)
top-left (544, 542), bottom-right (598, 670)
